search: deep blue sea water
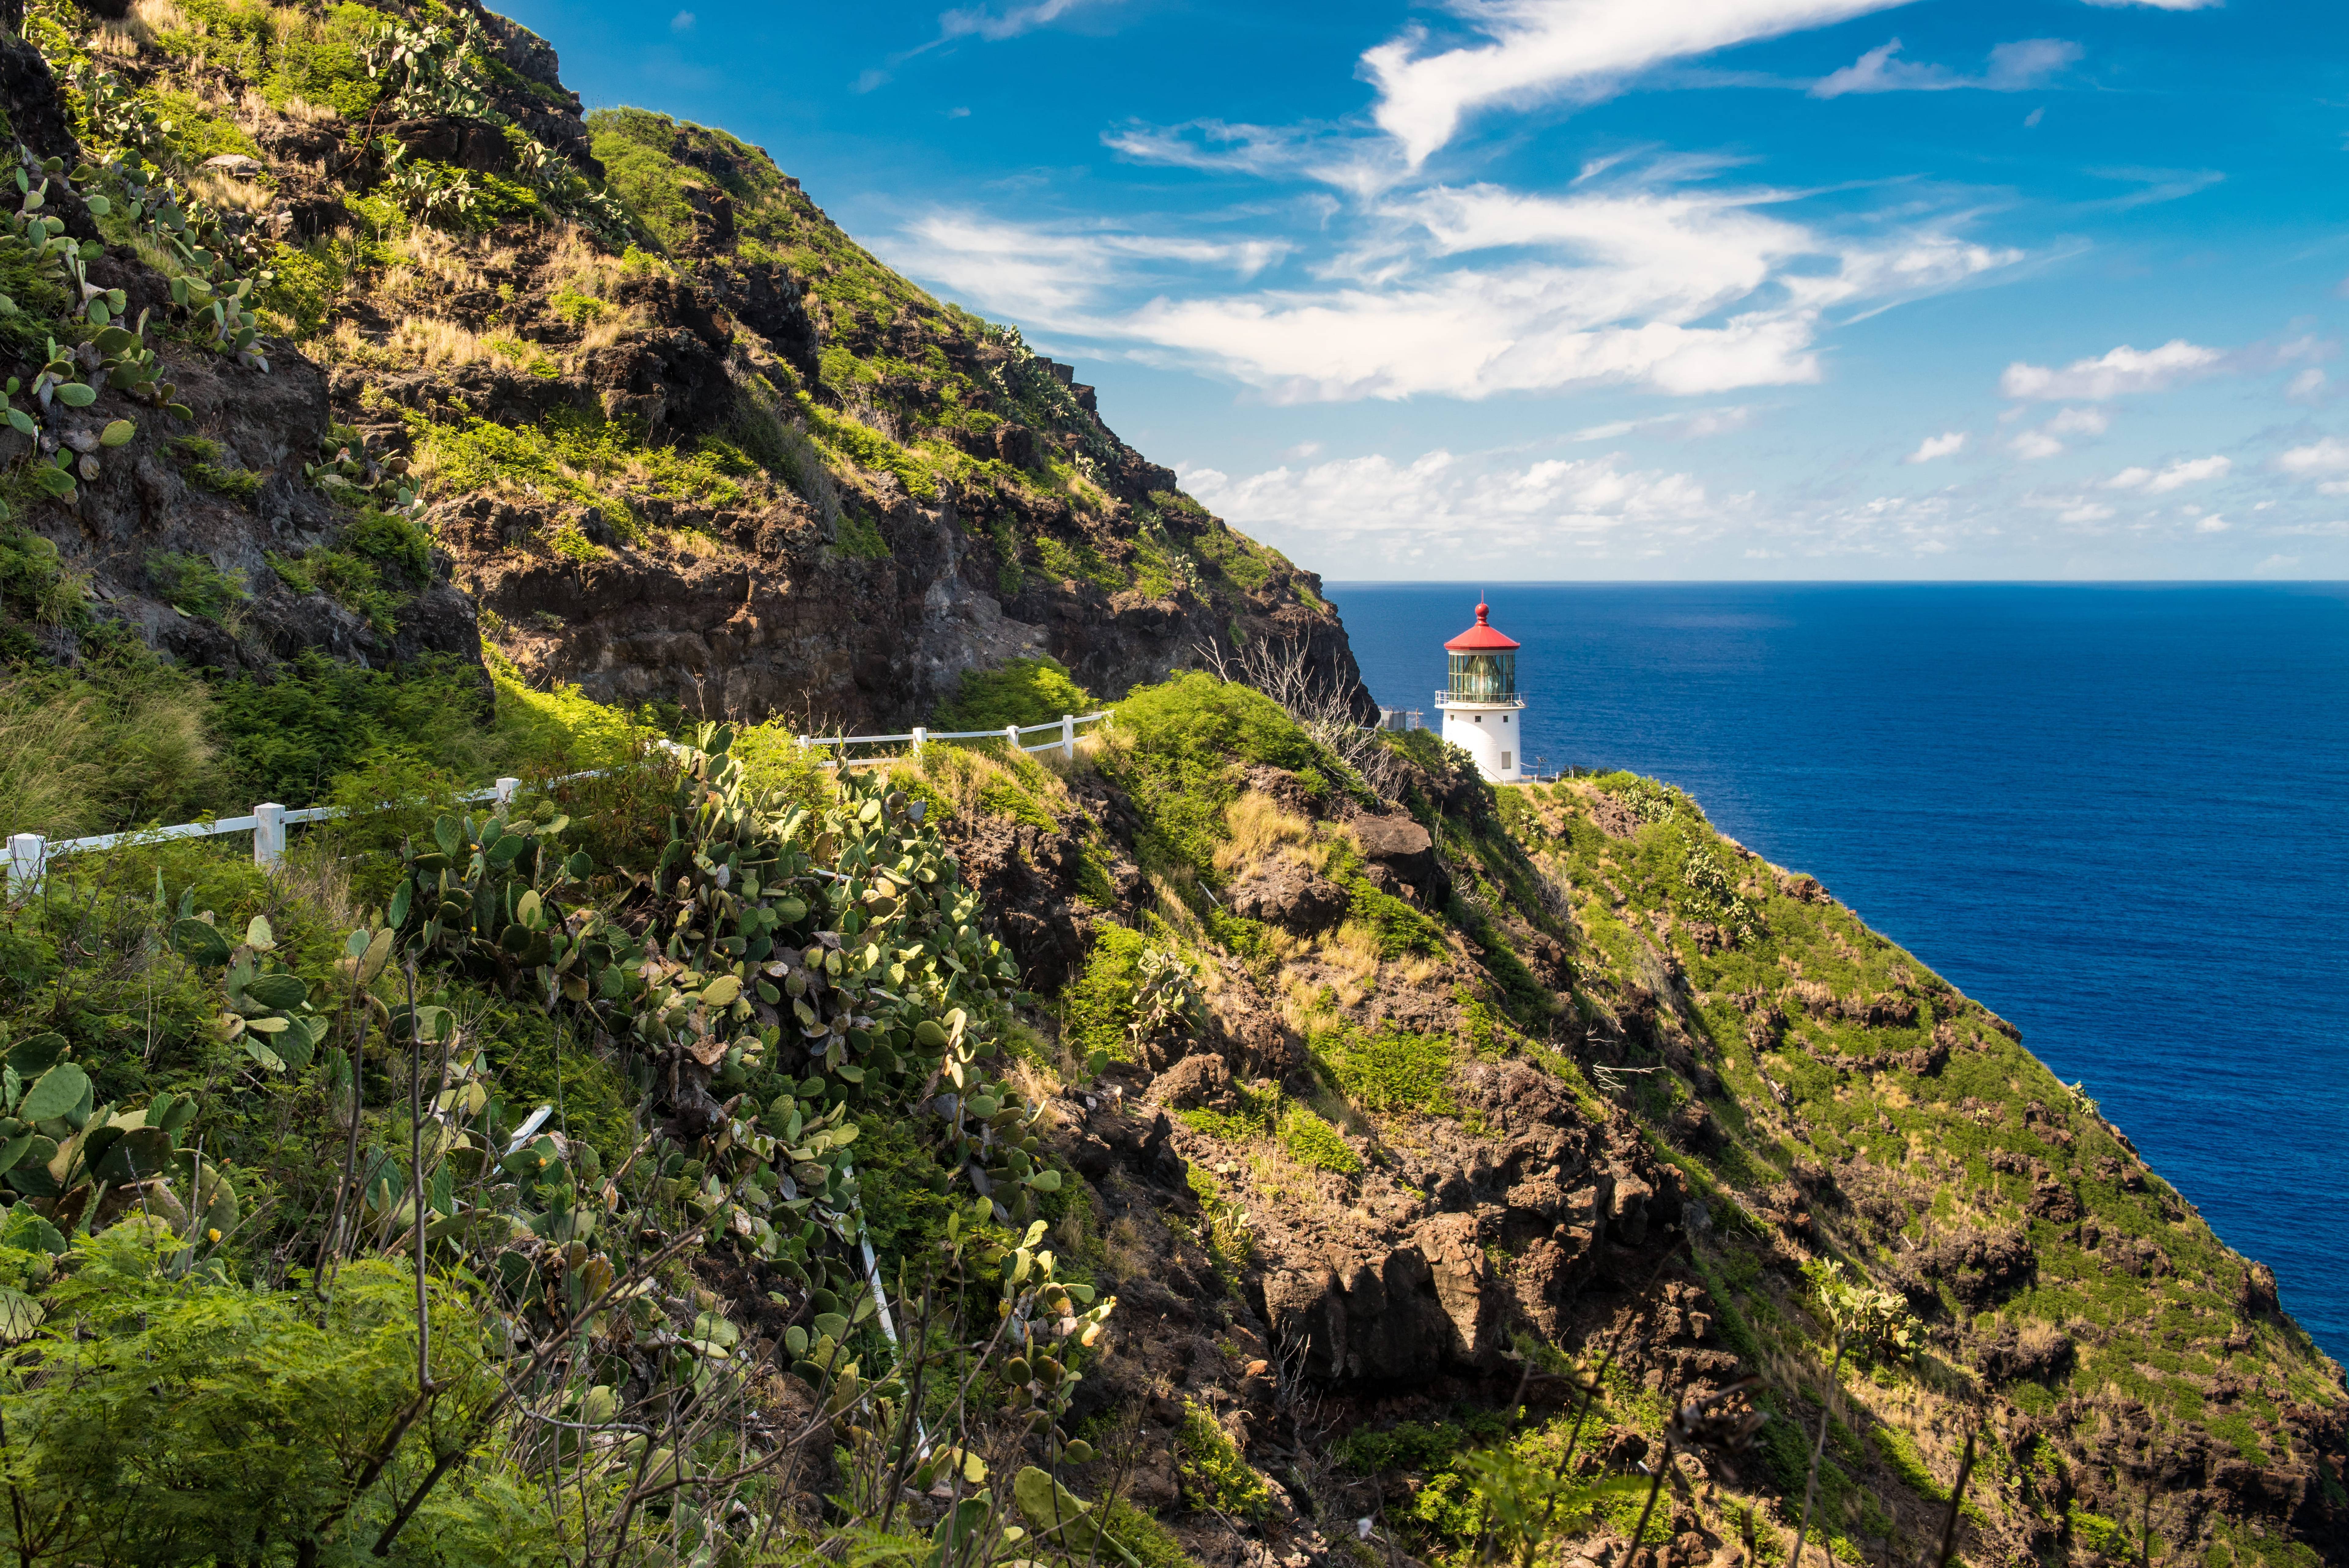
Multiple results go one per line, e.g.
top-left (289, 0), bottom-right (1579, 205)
top-left (1331, 583), bottom-right (2349, 1361)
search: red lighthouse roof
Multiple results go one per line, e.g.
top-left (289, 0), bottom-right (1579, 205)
top-left (1444, 601), bottom-right (1520, 652)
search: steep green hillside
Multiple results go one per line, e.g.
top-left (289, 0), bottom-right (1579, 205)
top-left (0, 0), bottom-right (1363, 846)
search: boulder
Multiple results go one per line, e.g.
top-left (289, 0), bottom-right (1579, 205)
top-left (1352, 812), bottom-right (1448, 904)
top-left (1155, 1053), bottom-right (1235, 1114)
top-left (1227, 860), bottom-right (1347, 934)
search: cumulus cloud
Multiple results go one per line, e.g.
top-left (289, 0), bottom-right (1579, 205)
top-left (2103, 455), bottom-right (2231, 492)
top-left (2046, 406), bottom-right (2110, 436)
top-left (1906, 431), bottom-right (1966, 462)
top-left (2060, 502), bottom-right (2115, 523)
top-left (1811, 37), bottom-right (2079, 97)
top-left (1360, 0), bottom-right (1916, 166)
top-left (2195, 515), bottom-right (2230, 532)
top-left (1179, 447), bottom-right (1716, 568)
top-left (2000, 339), bottom-right (2224, 400)
top-left (2010, 429), bottom-right (2065, 459)
top-left (2277, 437), bottom-right (2349, 476)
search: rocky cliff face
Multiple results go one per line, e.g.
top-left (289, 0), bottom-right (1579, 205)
top-left (0, 0), bottom-right (1364, 729)
top-left (906, 721), bottom-right (2348, 1568)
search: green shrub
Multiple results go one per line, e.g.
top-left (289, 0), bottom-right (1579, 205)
top-left (933, 656), bottom-right (1094, 734)
top-left (211, 650), bottom-right (490, 804)
top-left (1280, 1107), bottom-right (1360, 1174)
top-left (1060, 923), bottom-right (1151, 1061)
top-left (1101, 674), bottom-right (1321, 875)
top-left (260, 2), bottom-right (384, 120)
top-left (834, 510), bottom-right (890, 559)
top-left (0, 1229), bottom-right (553, 1567)
top-left (798, 394), bottom-right (937, 502)
top-left (337, 506), bottom-right (433, 578)
top-left (145, 552), bottom-right (246, 621)
top-left (1341, 875), bottom-right (1448, 959)
top-left (1319, 1024), bottom-right (1455, 1115)
top-left (1335, 1420), bottom-right (1474, 1474)
top-left (730, 719), bottom-right (836, 818)
top-left (587, 109), bottom-right (703, 252)
top-left (418, 410), bottom-right (741, 523)
top-left (1034, 534), bottom-right (1123, 590)
top-left (184, 460), bottom-right (262, 504)
top-left (143, 86), bottom-right (262, 168)
top-left (266, 548), bottom-right (400, 632)
top-left (1175, 1402), bottom-right (1271, 1520)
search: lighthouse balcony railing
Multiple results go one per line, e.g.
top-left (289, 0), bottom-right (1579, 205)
top-left (1434, 688), bottom-right (1526, 706)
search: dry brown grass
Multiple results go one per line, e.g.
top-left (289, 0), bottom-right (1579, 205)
top-left (383, 317), bottom-right (492, 369)
top-left (187, 169), bottom-right (273, 214)
top-left (387, 227), bottom-right (488, 294)
top-left (1212, 790), bottom-right (1315, 877)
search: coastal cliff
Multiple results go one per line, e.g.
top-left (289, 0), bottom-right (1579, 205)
top-left (0, 5), bottom-right (2339, 1568)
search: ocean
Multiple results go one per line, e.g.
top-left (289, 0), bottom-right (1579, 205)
top-left (1330, 582), bottom-right (2349, 1360)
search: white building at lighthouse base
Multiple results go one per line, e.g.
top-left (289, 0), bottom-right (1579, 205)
top-left (1439, 694), bottom-right (1525, 783)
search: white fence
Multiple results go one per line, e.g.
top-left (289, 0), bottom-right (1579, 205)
top-left (797, 710), bottom-right (1111, 769)
top-left (6, 710), bottom-right (1113, 896)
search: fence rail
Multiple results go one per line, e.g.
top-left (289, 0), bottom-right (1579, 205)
top-left (796, 710), bottom-right (1111, 767)
top-left (6, 710), bottom-right (1115, 896)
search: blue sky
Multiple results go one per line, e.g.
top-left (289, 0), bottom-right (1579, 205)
top-left (502, 0), bottom-right (2349, 581)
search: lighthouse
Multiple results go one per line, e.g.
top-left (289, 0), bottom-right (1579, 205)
top-left (1438, 600), bottom-right (1525, 783)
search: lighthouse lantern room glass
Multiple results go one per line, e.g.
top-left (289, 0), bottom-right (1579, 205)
top-left (1446, 648), bottom-right (1516, 702)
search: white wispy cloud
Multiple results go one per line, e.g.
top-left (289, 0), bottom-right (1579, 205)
top-left (2000, 339), bottom-right (2224, 400)
top-left (1811, 37), bottom-right (2080, 98)
top-left (1180, 447), bottom-right (1717, 568)
top-left (892, 166), bottom-right (2021, 403)
top-left (1360, 0), bottom-right (1917, 167)
top-left (888, 214), bottom-right (1289, 321)
top-left (1905, 431), bottom-right (1966, 462)
top-left (2080, 0), bottom-right (2219, 9)
top-left (2010, 429), bottom-right (2065, 459)
top-left (1571, 406), bottom-right (1758, 440)
top-left (2103, 454), bottom-right (2231, 492)
top-left (936, 0), bottom-right (1118, 43)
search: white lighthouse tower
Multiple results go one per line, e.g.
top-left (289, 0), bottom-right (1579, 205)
top-left (1437, 600), bottom-right (1525, 783)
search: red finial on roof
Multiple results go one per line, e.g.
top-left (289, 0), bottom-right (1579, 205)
top-left (1445, 600), bottom-right (1520, 652)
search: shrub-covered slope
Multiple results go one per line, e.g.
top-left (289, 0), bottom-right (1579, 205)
top-left (0, 666), bottom-right (2340, 1568)
top-left (0, 0), bottom-right (1361, 808)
